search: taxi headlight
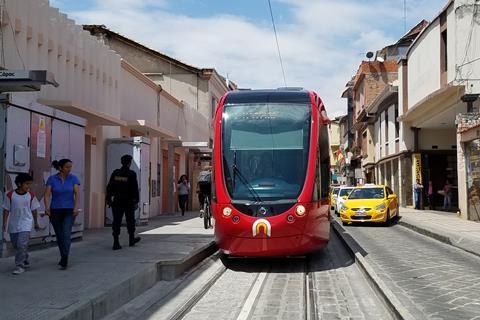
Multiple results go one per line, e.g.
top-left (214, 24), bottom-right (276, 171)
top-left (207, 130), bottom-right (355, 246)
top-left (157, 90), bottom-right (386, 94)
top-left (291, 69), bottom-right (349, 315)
top-left (375, 203), bottom-right (386, 211)
top-left (223, 207), bottom-right (232, 217)
top-left (339, 203), bottom-right (348, 211)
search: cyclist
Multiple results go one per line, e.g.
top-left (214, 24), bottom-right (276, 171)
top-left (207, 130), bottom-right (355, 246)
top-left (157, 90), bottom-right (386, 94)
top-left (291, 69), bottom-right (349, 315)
top-left (197, 166), bottom-right (212, 218)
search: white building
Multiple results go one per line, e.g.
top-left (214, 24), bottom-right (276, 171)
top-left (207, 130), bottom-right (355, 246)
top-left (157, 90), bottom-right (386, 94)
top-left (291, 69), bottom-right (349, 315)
top-left (0, 0), bottom-right (225, 255)
top-left (398, 0), bottom-right (480, 217)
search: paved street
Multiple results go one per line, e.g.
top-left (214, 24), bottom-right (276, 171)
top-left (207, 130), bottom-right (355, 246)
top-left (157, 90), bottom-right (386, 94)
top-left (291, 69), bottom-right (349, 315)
top-left (112, 231), bottom-right (392, 320)
top-left (338, 214), bottom-right (480, 320)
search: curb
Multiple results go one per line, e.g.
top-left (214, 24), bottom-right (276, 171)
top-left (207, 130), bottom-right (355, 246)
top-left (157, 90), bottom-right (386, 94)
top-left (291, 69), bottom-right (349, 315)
top-left (167, 257), bottom-right (227, 320)
top-left (158, 241), bottom-right (219, 280)
top-left (398, 220), bottom-right (480, 258)
top-left (331, 221), bottom-right (417, 320)
top-left (59, 240), bottom-right (217, 320)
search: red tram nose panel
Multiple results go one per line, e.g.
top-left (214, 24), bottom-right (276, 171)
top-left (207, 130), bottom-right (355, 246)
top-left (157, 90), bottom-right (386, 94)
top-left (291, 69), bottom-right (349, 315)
top-left (212, 202), bottom-right (330, 256)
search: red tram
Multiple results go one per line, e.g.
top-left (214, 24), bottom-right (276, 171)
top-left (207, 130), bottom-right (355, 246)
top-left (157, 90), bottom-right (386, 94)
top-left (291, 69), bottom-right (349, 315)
top-left (212, 88), bottom-right (331, 256)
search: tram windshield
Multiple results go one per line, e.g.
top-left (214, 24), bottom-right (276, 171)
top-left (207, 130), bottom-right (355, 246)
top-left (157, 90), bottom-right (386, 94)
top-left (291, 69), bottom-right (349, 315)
top-left (222, 102), bottom-right (311, 201)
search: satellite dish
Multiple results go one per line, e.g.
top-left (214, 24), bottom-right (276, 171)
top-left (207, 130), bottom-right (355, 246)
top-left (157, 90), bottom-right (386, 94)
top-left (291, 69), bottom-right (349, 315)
top-left (366, 52), bottom-right (374, 59)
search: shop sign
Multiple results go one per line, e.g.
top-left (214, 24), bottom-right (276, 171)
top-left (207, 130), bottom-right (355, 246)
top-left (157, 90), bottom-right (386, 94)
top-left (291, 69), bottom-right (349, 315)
top-left (414, 153), bottom-right (422, 182)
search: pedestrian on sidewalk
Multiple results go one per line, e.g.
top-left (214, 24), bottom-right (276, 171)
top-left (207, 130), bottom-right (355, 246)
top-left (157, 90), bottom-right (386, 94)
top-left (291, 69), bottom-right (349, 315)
top-left (2, 173), bottom-right (41, 275)
top-left (197, 166), bottom-right (212, 218)
top-left (413, 179), bottom-right (423, 210)
top-left (44, 159), bottom-right (81, 270)
top-left (442, 180), bottom-right (453, 211)
top-left (106, 155), bottom-right (141, 250)
top-left (177, 174), bottom-right (190, 216)
top-left (427, 180), bottom-right (434, 209)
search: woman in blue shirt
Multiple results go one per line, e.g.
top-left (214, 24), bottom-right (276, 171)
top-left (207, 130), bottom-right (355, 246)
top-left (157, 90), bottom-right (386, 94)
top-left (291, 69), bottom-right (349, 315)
top-left (44, 159), bottom-right (81, 270)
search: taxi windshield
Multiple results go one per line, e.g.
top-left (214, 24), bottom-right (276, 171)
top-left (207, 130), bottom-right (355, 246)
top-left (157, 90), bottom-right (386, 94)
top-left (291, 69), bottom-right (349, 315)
top-left (339, 188), bottom-right (353, 197)
top-left (348, 188), bottom-right (385, 199)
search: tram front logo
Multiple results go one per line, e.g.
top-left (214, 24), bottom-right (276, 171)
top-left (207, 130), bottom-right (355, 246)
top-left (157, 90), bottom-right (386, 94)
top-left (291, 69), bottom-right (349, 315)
top-left (252, 219), bottom-right (271, 237)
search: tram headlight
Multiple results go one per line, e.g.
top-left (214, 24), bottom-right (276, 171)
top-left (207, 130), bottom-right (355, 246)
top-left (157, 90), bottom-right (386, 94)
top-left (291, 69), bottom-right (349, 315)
top-left (296, 205), bottom-right (306, 216)
top-left (223, 207), bottom-right (232, 217)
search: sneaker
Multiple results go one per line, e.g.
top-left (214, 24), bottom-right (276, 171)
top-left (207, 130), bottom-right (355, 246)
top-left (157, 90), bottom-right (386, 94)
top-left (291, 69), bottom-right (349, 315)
top-left (12, 267), bottom-right (25, 275)
top-left (129, 236), bottom-right (141, 247)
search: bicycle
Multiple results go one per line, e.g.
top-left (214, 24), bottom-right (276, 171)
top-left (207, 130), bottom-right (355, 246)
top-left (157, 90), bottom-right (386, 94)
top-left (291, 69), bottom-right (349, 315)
top-left (202, 194), bottom-right (212, 229)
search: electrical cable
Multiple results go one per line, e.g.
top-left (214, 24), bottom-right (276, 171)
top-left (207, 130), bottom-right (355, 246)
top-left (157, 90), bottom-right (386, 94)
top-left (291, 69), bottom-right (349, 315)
top-left (4, 1), bottom-right (25, 69)
top-left (0, 0), bottom-right (6, 68)
top-left (267, 0), bottom-right (287, 87)
top-left (456, 2), bottom-right (479, 83)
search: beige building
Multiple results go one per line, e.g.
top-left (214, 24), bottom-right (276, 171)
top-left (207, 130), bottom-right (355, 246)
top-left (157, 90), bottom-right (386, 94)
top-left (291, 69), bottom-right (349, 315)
top-left (83, 25), bottom-right (234, 212)
top-left (328, 118), bottom-right (342, 184)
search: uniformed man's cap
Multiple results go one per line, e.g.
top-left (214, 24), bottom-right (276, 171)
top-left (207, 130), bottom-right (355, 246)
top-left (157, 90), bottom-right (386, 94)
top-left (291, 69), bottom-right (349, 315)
top-left (121, 154), bottom-right (133, 166)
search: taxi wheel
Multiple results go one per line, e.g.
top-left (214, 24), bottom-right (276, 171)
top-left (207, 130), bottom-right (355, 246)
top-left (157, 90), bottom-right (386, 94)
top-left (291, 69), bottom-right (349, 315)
top-left (384, 209), bottom-right (391, 227)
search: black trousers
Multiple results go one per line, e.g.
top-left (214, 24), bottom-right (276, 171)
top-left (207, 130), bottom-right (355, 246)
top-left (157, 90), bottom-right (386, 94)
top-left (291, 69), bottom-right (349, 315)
top-left (178, 195), bottom-right (188, 214)
top-left (198, 182), bottom-right (211, 207)
top-left (112, 204), bottom-right (136, 236)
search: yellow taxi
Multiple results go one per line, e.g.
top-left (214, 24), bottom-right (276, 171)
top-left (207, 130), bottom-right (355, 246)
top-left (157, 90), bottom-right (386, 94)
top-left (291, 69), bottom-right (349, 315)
top-left (330, 186), bottom-right (340, 211)
top-left (339, 185), bottom-right (399, 226)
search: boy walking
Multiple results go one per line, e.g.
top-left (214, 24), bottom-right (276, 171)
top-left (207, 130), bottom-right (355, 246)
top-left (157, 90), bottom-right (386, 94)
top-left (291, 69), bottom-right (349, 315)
top-left (2, 173), bottom-right (40, 275)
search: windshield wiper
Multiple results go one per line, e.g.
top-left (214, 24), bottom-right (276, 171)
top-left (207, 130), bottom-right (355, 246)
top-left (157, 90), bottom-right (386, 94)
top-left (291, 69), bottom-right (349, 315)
top-left (232, 150), bottom-right (262, 202)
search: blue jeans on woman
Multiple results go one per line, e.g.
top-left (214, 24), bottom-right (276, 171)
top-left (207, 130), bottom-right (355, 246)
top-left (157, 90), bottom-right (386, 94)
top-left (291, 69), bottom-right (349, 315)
top-left (443, 195), bottom-right (452, 211)
top-left (50, 209), bottom-right (74, 264)
top-left (414, 191), bottom-right (421, 210)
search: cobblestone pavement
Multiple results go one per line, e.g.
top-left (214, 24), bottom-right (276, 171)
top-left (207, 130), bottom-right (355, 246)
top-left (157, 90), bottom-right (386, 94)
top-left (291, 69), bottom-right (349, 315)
top-left (309, 232), bottom-right (392, 320)
top-left (340, 219), bottom-right (480, 320)
top-left (176, 232), bottom-right (391, 320)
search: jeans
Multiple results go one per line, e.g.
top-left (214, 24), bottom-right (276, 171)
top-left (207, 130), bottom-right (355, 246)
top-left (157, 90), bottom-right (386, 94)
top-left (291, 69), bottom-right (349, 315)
top-left (443, 195), bottom-right (452, 211)
top-left (112, 203), bottom-right (136, 236)
top-left (50, 209), bottom-right (74, 259)
top-left (10, 231), bottom-right (30, 267)
top-left (414, 191), bottom-right (421, 209)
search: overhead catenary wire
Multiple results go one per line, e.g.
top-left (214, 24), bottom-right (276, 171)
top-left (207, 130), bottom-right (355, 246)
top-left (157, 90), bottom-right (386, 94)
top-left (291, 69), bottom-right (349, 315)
top-left (267, 0), bottom-right (287, 87)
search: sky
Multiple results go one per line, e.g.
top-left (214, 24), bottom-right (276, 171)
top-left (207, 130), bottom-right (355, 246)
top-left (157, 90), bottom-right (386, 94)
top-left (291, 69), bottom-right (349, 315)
top-left (51, 0), bottom-right (448, 117)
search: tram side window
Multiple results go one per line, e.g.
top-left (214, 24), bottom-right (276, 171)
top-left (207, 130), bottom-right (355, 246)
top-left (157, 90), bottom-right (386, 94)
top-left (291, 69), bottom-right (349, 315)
top-left (319, 125), bottom-right (330, 199)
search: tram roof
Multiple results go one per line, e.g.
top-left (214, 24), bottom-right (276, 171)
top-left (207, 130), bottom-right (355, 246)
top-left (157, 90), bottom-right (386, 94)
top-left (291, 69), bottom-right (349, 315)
top-left (224, 89), bottom-right (311, 105)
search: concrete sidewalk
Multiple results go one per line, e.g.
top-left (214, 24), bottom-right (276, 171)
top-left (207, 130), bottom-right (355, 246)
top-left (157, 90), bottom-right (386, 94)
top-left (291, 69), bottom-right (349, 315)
top-left (0, 212), bottom-right (215, 320)
top-left (399, 207), bottom-right (480, 257)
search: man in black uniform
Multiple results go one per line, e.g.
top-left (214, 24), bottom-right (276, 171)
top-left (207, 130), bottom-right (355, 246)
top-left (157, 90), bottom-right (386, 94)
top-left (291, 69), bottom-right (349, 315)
top-left (106, 155), bottom-right (141, 250)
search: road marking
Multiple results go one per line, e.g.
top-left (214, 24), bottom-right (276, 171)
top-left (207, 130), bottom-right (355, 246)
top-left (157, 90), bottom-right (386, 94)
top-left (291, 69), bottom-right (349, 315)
top-left (236, 271), bottom-right (268, 320)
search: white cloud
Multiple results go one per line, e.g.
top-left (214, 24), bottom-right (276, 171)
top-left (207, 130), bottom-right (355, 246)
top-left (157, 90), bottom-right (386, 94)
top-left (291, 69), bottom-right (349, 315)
top-left (60, 0), bottom-right (448, 117)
